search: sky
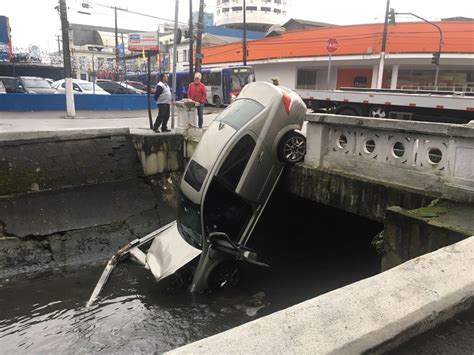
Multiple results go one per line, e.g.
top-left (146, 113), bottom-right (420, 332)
top-left (1, 0), bottom-right (473, 52)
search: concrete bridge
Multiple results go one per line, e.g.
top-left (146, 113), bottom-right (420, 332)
top-left (290, 114), bottom-right (474, 269)
top-left (0, 113), bottom-right (472, 352)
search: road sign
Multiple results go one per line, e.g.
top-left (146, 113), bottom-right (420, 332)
top-left (128, 32), bottom-right (159, 51)
top-left (326, 38), bottom-right (339, 53)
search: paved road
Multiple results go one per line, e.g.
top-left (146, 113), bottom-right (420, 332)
top-left (0, 108), bottom-right (222, 133)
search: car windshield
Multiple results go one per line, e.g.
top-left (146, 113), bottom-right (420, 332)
top-left (23, 79), bottom-right (51, 88)
top-left (80, 82), bottom-right (103, 91)
top-left (215, 98), bottom-right (264, 130)
top-left (177, 191), bottom-right (203, 249)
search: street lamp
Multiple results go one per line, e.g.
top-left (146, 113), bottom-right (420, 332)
top-left (394, 12), bottom-right (443, 88)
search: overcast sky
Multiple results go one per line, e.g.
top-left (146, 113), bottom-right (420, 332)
top-left (2, 0), bottom-right (473, 51)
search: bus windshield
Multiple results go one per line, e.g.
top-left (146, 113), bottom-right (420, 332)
top-left (229, 73), bottom-right (255, 92)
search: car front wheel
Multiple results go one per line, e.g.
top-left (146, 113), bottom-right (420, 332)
top-left (278, 131), bottom-right (306, 164)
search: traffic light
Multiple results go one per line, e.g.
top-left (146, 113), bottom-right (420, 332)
top-left (431, 52), bottom-right (440, 65)
top-left (388, 8), bottom-right (396, 25)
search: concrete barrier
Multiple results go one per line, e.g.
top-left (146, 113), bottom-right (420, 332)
top-left (169, 237), bottom-right (474, 354)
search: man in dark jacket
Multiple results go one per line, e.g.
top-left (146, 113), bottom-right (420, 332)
top-left (187, 72), bottom-right (207, 128)
top-left (153, 73), bottom-right (172, 132)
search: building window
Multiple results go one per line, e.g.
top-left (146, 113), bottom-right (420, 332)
top-left (296, 68), bottom-right (317, 89)
top-left (222, 0), bottom-right (229, 3)
top-left (246, 6), bottom-right (257, 10)
top-left (217, 9), bottom-right (220, 14)
top-left (182, 49), bottom-right (188, 62)
top-left (222, 7), bottom-right (229, 12)
top-left (274, 8), bottom-right (281, 13)
top-left (232, 6), bottom-right (242, 11)
top-left (274, 0), bottom-right (281, 3)
top-left (261, 6), bottom-right (271, 11)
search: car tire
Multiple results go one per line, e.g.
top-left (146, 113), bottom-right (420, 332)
top-left (278, 131), bottom-right (306, 165)
top-left (214, 95), bottom-right (222, 108)
top-left (208, 261), bottom-right (241, 290)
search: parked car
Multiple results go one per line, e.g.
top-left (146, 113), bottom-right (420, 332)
top-left (16, 76), bottom-right (56, 94)
top-left (96, 79), bottom-right (146, 94)
top-left (0, 76), bottom-right (21, 93)
top-left (52, 79), bottom-right (110, 95)
top-left (146, 81), bottom-right (307, 292)
top-left (121, 80), bottom-right (155, 94)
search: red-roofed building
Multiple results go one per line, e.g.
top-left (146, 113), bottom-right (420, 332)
top-left (200, 21), bottom-right (474, 90)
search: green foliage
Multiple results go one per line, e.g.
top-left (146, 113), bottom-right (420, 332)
top-left (371, 231), bottom-right (384, 254)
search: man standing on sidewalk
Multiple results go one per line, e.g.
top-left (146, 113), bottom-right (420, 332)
top-left (153, 73), bottom-right (172, 133)
top-left (187, 72), bottom-right (207, 129)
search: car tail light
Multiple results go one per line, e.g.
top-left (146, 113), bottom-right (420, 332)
top-left (282, 92), bottom-right (292, 114)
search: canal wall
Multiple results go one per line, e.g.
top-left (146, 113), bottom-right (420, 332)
top-left (0, 128), bottom-right (184, 279)
top-left (170, 237), bottom-right (474, 354)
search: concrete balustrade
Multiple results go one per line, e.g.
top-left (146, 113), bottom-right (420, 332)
top-left (304, 114), bottom-right (474, 203)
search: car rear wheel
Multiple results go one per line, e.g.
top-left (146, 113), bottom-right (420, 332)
top-left (278, 131), bottom-right (306, 164)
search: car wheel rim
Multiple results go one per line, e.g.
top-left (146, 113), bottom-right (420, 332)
top-left (284, 136), bottom-right (306, 162)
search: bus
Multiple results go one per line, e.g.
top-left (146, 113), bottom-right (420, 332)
top-left (127, 66), bottom-right (255, 107)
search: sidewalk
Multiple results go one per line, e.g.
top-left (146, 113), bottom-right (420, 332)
top-left (0, 109), bottom-right (220, 134)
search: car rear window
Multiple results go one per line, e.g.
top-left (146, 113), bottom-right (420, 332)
top-left (215, 98), bottom-right (264, 130)
top-left (184, 159), bottom-right (208, 191)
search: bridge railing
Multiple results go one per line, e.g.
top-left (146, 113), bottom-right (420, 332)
top-left (304, 113), bottom-right (474, 202)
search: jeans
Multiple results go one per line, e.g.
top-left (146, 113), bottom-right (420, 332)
top-left (197, 104), bottom-right (204, 128)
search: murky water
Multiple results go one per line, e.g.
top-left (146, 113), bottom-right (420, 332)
top-left (0, 191), bottom-right (383, 353)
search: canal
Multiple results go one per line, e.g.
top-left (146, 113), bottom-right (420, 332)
top-left (0, 183), bottom-right (383, 353)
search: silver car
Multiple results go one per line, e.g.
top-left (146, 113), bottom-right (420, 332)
top-left (148, 81), bottom-right (307, 292)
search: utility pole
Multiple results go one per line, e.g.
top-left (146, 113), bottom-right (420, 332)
top-left (170, 0), bottom-right (179, 128)
top-left (377, 0), bottom-right (390, 89)
top-left (59, 0), bottom-right (75, 117)
top-left (189, 0), bottom-right (194, 79)
top-left (243, 0), bottom-right (247, 65)
top-left (195, 0), bottom-right (204, 72)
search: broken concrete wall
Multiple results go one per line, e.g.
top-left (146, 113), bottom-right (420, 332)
top-left (0, 129), bottom-right (183, 280)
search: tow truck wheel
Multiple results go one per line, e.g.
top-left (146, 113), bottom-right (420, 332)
top-left (278, 131), bottom-right (306, 165)
top-left (369, 107), bottom-right (387, 118)
top-left (214, 95), bottom-right (222, 108)
top-left (209, 261), bottom-right (241, 290)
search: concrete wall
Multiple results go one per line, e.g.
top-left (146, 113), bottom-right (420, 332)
top-left (170, 237), bottom-right (474, 354)
top-left (383, 202), bottom-right (474, 270)
top-left (0, 128), bottom-right (184, 279)
top-left (0, 128), bottom-right (140, 195)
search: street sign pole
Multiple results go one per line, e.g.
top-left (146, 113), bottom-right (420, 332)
top-left (325, 38), bottom-right (338, 90)
top-left (147, 51), bottom-right (153, 129)
top-left (327, 54), bottom-right (332, 89)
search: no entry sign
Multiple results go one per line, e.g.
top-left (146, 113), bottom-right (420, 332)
top-left (326, 38), bottom-right (339, 53)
